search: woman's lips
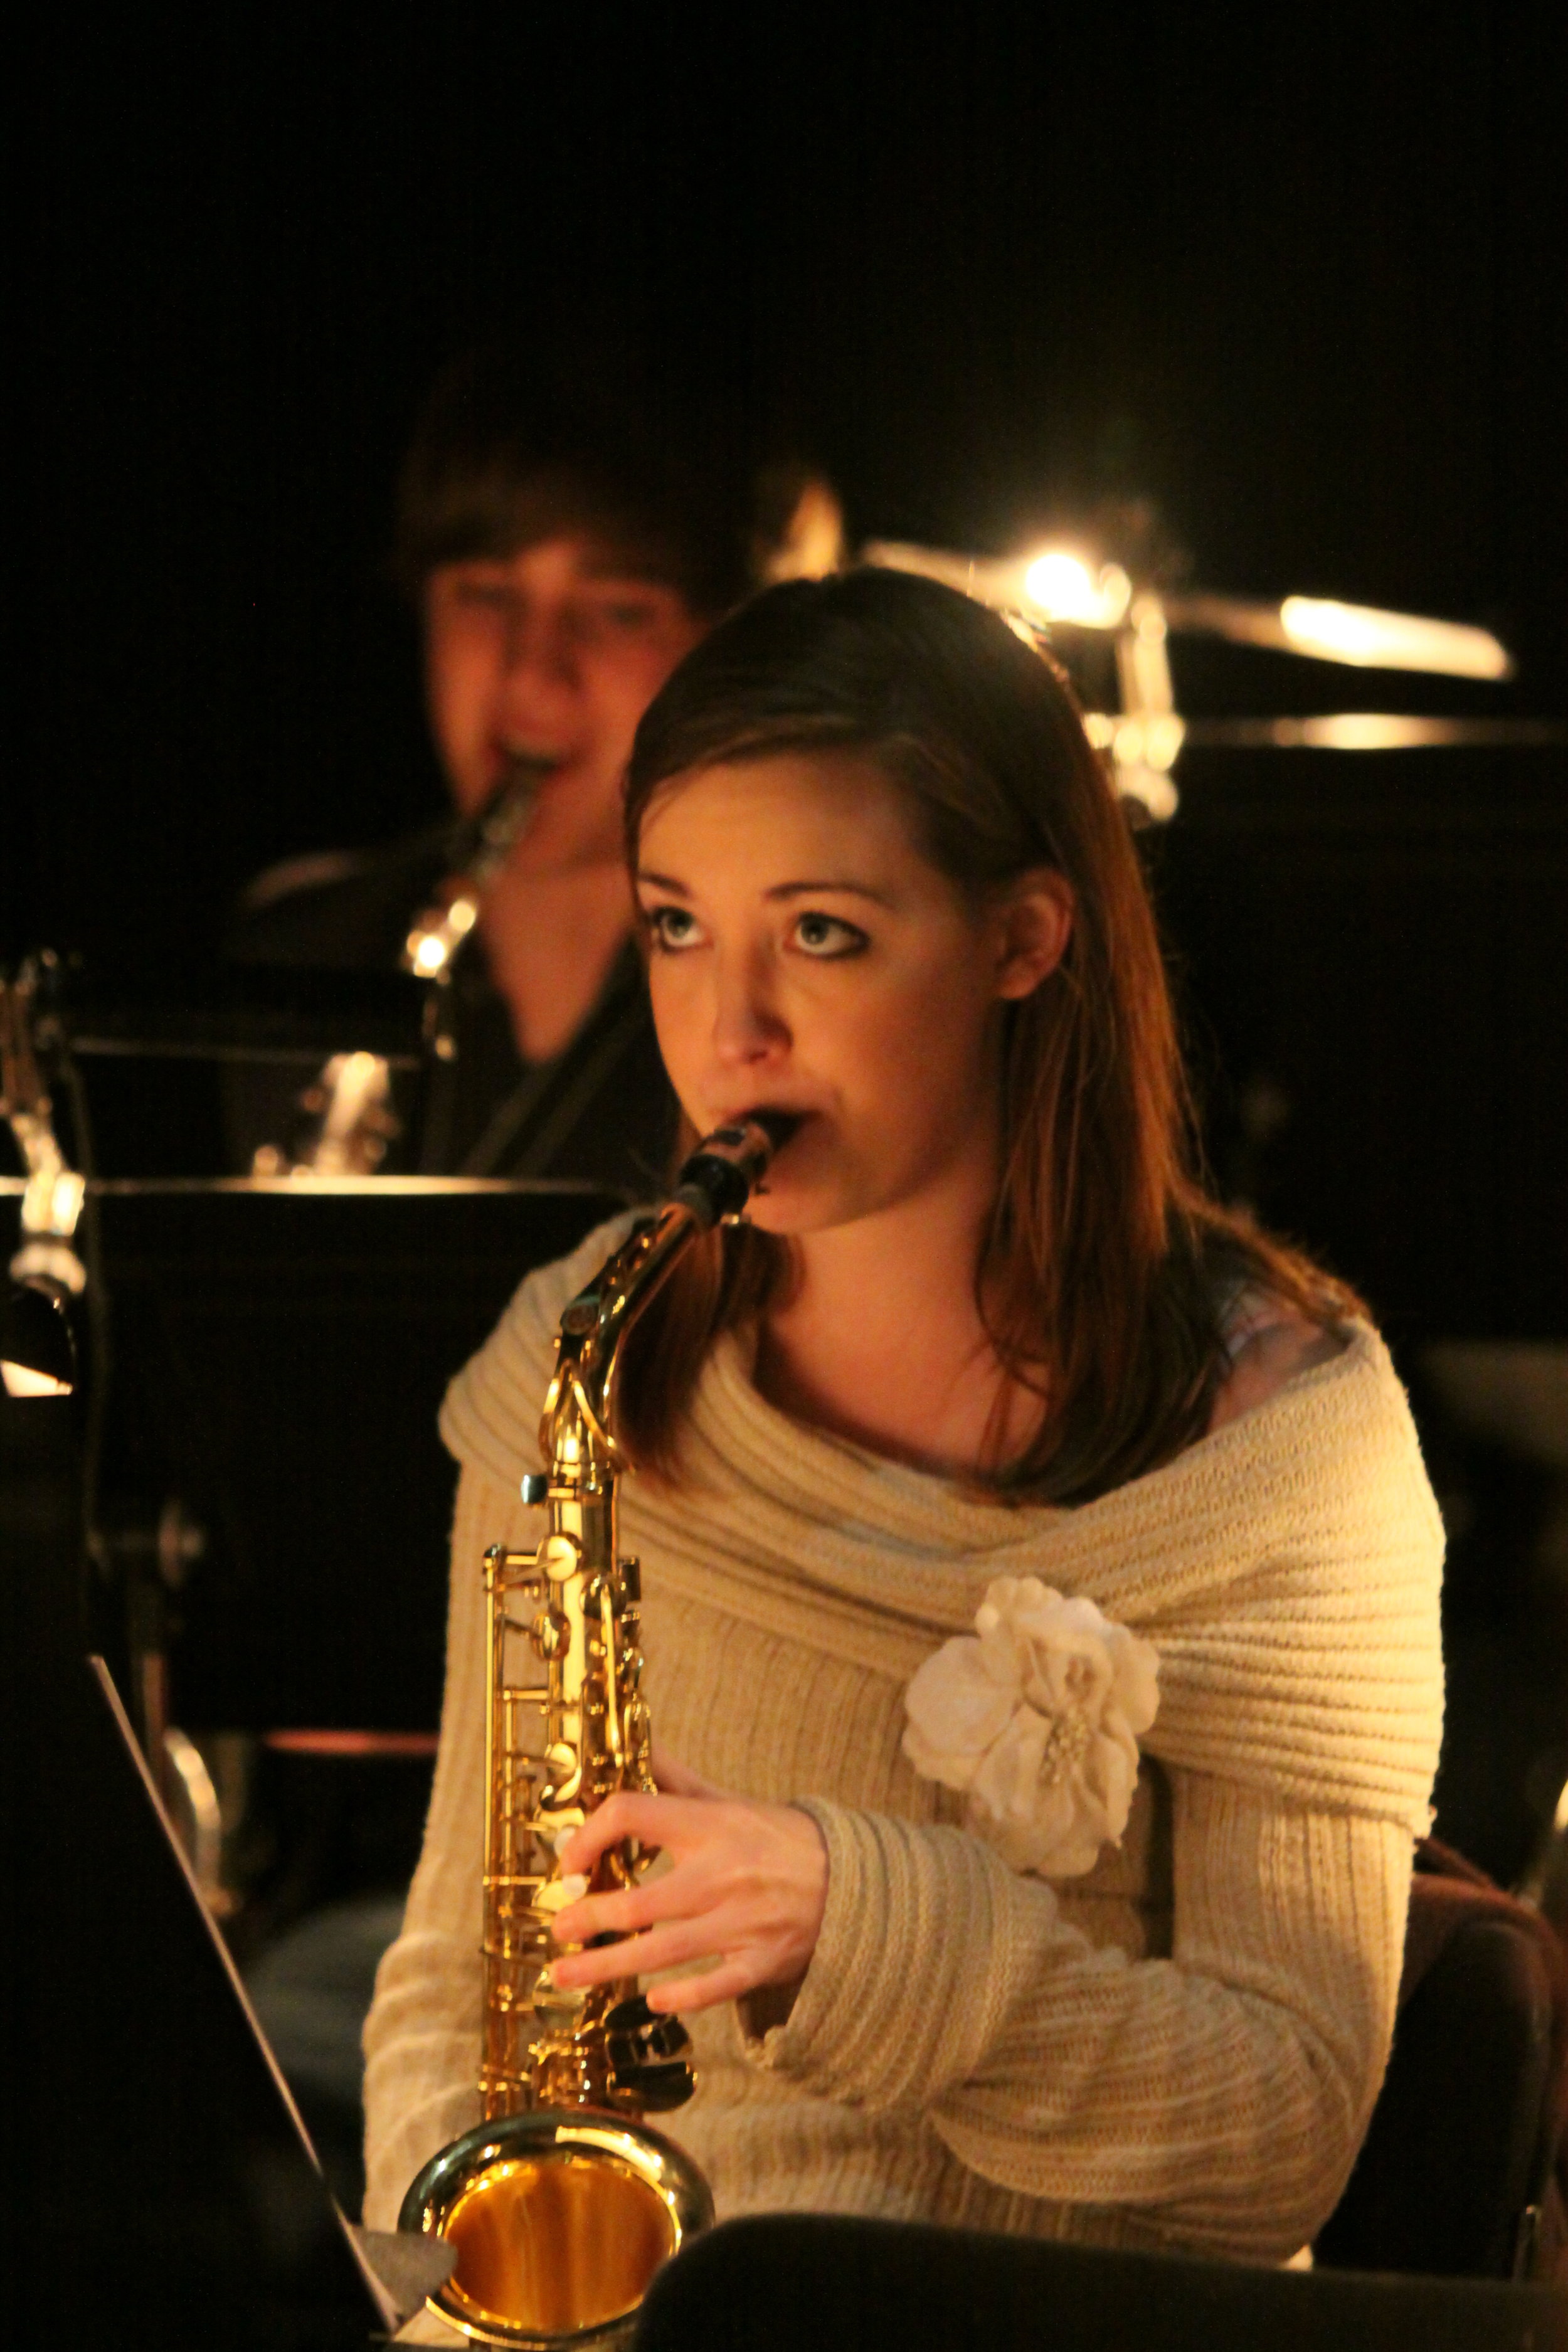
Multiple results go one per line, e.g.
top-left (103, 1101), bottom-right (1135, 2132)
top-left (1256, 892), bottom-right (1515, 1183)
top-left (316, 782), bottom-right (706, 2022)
top-left (719, 1106), bottom-right (815, 1142)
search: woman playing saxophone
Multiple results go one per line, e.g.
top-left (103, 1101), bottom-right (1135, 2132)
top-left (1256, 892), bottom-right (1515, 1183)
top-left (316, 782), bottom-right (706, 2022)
top-left (364, 570), bottom-right (1443, 2272)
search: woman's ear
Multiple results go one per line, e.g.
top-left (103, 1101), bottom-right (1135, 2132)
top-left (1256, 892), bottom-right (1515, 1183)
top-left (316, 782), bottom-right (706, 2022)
top-left (993, 869), bottom-right (1074, 1001)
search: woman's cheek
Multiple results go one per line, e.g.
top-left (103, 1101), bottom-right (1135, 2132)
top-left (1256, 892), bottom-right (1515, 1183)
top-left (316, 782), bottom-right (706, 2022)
top-left (648, 961), bottom-right (703, 1066)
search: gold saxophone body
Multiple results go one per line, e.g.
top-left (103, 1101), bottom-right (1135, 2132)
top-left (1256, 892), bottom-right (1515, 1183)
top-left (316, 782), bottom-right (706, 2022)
top-left (400, 1114), bottom-right (792, 2347)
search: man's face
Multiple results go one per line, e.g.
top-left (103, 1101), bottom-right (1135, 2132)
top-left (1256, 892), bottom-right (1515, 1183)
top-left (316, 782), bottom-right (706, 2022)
top-left (423, 537), bottom-right (707, 874)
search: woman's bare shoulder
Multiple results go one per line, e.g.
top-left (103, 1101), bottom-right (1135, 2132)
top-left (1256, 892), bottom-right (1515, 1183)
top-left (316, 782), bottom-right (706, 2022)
top-left (1207, 1301), bottom-right (1350, 1434)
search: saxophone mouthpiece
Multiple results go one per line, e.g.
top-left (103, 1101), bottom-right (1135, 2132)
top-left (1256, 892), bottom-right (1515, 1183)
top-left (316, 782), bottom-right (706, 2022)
top-left (745, 1106), bottom-right (803, 1152)
top-left (674, 1110), bottom-right (802, 1227)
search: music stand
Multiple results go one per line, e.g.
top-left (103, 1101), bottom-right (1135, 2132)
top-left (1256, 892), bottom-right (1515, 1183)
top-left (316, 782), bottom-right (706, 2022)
top-left (83, 1177), bottom-right (626, 1732)
top-left (11, 1656), bottom-right (415, 2347)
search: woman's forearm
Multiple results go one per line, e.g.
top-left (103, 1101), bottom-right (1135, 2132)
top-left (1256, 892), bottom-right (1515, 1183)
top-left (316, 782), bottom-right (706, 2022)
top-left (739, 1773), bottom-right (1411, 2261)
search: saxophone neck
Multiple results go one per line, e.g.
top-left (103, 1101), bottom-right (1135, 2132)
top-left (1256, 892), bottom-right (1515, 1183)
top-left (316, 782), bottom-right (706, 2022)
top-left (534, 1108), bottom-right (798, 1482)
top-left (537, 1197), bottom-right (699, 1483)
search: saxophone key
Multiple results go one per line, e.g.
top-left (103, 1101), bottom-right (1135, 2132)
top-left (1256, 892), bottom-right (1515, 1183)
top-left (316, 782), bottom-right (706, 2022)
top-left (535, 1530), bottom-right (581, 1582)
top-left (529, 1602), bottom-right (569, 1659)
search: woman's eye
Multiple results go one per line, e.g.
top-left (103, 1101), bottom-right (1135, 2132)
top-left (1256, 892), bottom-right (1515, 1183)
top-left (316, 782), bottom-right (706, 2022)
top-left (792, 912), bottom-right (868, 960)
top-left (645, 906), bottom-right (702, 951)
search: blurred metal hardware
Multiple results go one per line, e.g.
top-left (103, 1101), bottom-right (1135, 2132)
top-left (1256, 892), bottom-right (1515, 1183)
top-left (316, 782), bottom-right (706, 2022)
top-left (861, 539), bottom-right (1559, 824)
top-left (401, 755), bottom-right (557, 983)
top-left (1, 955), bottom-right (88, 1301)
top-left (162, 1724), bottom-right (230, 1916)
top-left (250, 756), bottom-right (556, 1177)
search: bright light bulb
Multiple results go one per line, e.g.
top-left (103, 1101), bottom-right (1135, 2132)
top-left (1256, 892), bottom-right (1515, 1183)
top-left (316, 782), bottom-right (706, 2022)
top-left (1024, 552), bottom-right (1095, 620)
top-left (1278, 597), bottom-right (1511, 679)
top-left (1022, 553), bottom-right (1133, 629)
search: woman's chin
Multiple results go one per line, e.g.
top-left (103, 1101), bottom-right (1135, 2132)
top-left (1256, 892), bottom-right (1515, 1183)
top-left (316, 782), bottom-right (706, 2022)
top-left (724, 1128), bottom-right (884, 1236)
top-left (743, 1177), bottom-right (876, 1239)
top-left (741, 1172), bottom-right (829, 1235)
top-left (743, 1192), bottom-right (807, 1236)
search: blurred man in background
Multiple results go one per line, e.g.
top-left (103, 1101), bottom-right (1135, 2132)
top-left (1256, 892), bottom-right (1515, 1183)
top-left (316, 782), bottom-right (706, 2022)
top-left (233, 333), bottom-right (840, 1192)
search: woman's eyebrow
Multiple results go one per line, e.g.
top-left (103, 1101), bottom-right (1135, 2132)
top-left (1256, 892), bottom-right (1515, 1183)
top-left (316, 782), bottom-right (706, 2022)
top-left (766, 880), bottom-right (894, 907)
top-left (634, 871), bottom-right (896, 908)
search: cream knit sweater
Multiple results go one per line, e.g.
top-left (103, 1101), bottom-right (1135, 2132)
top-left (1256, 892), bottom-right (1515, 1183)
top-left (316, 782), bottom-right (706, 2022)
top-left (363, 1216), bottom-right (1444, 2270)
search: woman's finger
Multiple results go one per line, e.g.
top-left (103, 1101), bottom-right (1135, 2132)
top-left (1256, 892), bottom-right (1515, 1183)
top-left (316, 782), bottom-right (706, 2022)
top-left (650, 1746), bottom-right (728, 1801)
top-left (557, 1790), bottom-right (709, 1873)
top-left (550, 1914), bottom-right (725, 1991)
top-left (647, 1958), bottom-right (758, 2015)
top-left (551, 1865), bottom-right (701, 1947)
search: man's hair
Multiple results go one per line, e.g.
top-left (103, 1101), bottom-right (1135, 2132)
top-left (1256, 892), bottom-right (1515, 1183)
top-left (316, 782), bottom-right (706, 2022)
top-left (392, 331), bottom-right (759, 617)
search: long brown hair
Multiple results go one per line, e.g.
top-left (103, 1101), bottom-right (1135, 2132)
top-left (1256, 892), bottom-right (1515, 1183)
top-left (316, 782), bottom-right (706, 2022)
top-left (616, 570), bottom-right (1359, 1504)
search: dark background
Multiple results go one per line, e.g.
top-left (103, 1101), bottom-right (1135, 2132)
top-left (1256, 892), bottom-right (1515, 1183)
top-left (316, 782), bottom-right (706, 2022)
top-left (13, 8), bottom-right (1568, 1873)
top-left (18, 9), bottom-right (1567, 973)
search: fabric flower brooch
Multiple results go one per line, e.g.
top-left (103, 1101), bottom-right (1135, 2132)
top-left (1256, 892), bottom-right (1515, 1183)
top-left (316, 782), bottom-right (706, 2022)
top-left (903, 1576), bottom-right (1160, 1878)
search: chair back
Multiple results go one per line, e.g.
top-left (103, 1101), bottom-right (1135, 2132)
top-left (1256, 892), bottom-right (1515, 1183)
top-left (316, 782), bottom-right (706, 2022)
top-left (635, 2214), bottom-right (1568, 2352)
top-left (1316, 1846), bottom-right (1567, 2278)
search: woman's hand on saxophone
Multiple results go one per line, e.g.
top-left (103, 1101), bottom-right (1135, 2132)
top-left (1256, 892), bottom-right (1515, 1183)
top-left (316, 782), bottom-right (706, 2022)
top-left (548, 1760), bottom-right (829, 2014)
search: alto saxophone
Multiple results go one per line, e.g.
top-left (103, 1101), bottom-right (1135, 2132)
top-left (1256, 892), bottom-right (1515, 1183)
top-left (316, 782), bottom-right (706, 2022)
top-left (400, 1113), bottom-right (792, 2348)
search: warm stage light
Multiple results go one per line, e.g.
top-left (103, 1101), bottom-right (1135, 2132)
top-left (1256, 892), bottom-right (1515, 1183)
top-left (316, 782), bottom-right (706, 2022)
top-left (1290, 713), bottom-right (1459, 751)
top-left (1023, 552), bottom-right (1132, 629)
top-left (1277, 597), bottom-right (1512, 679)
top-left (1, 1279), bottom-right (77, 1397)
top-left (2, 1360), bottom-right (71, 1398)
top-left (1024, 552), bottom-right (1094, 620)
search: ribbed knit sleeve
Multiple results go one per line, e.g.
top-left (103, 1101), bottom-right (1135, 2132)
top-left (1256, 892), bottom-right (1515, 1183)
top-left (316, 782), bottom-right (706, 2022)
top-left (748, 1776), bottom-right (1411, 2261)
top-left (361, 1465), bottom-right (530, 2230)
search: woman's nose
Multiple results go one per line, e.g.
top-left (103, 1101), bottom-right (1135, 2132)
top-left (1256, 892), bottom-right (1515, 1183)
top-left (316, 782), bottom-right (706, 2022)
top-left (711, 953), bottom-right (789, 1066)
